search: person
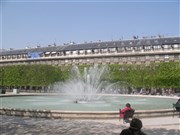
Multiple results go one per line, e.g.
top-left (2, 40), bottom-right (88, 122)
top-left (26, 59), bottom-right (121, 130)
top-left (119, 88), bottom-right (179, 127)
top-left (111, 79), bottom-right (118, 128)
top-left (175, 98), bottom-right (180, 111)
top-left (120, 118), bottom-right (147, 135)
top-left (120, 103), bottom-right (134, 118)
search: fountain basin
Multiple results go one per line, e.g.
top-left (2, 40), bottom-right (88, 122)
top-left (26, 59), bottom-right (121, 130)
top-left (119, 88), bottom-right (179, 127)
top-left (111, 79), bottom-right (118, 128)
top-left (0, 93), bottom-right (179, 119)
top-left (0, 94), bottom-right (177, 111)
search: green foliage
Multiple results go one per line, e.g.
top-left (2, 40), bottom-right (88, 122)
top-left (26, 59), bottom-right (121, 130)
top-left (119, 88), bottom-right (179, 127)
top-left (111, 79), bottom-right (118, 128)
top-left (0, 65), bottom-right (63, 87)
top-left (108, 62), bottom-right (180, 89)
top-left (0, 62), bottom-right (179, 89)
top-left (155, 62), bottom-right (180, 88)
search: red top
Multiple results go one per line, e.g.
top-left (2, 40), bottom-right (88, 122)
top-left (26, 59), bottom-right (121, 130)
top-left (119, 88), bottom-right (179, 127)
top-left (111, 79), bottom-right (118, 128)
top-left (119, 107), bottom-right (133, 118)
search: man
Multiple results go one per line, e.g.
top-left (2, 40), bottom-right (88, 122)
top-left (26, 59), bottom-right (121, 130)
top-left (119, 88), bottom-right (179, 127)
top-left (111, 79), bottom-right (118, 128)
top-left (175, 98), bottom-right (180, 111)
top-left (120, 118), bottom-right (147, 135)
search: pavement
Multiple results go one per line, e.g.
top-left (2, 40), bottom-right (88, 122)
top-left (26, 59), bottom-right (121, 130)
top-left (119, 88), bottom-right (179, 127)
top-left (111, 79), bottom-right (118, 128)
top-left (1, 93), bottom-right (179, 134)
top-left (0, 115), bottom-right (179, 135)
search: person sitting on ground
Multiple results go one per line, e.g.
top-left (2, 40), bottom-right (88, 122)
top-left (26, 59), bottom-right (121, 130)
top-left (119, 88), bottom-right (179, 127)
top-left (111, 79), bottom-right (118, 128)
top-left (120, 118), bottom-right (147, 135)
top-left (119, 103), bottom-right (135, 122)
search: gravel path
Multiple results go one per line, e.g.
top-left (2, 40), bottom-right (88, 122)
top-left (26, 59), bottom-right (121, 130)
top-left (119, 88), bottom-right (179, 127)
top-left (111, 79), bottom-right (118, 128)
top-left (0, 115), bottom-right (179, 135)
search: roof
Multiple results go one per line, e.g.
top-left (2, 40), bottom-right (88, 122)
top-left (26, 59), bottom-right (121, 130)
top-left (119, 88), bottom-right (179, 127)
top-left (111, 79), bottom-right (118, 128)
top-left (1, 36), bottom-right (180, 56)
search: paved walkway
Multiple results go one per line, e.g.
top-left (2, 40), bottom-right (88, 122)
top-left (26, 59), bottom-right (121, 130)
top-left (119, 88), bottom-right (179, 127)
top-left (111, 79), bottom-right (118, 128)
top-left (0, 115), bottom-right (179, 135)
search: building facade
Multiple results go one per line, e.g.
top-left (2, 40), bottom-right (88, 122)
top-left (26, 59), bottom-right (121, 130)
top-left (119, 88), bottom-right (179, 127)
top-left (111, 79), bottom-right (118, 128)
top-left (0, 36), bottom-right (180, 66)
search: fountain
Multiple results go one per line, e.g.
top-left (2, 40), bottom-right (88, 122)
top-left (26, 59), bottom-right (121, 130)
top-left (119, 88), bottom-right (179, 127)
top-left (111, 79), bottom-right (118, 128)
top-left (52, 65), bottom-right (131, 102)
top-left (0, 65), bottom-right (179, 119)
top-left (53, 65), bottom-right (109, 102)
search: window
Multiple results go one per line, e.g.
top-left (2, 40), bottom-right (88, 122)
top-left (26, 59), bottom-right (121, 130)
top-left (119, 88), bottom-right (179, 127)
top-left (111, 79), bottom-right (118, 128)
top-left (145, 46), bottom-right (151, 50)
top-left (72, 51), bottom-right (77, 54)
top-left (117, 47), bottom-right (124, 52)
top-left (165, 55), bottom-right (169, 59)
top-left (94, 49), bottom-right (99, 53)
top-left (125, 47), bottom-right (132, 51)
top-left (155, 55), bottom-right (159, 59)
top-left (65, 51), bottom-right (70, 55)
top-left (101, 48), bottom-right (108, 53)
top-left (79, 50), bottom-right (84, 54)
top-left (153, 45), bottom-right (161, 50)
top-left (163, 45), bottom-right (170, 49)
top-left (173, 44), bottom-right (179, 49)
top-left (134, 47), bottom-right (142, 51)
top-left (86, 50), bottom-right (91, 53)
top-left (109, 48), bottom-right (116, 52)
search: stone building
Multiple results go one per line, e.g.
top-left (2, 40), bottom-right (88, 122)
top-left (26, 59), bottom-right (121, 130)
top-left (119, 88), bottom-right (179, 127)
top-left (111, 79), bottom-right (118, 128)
top-left (0, 36), bottom-right (180, 66)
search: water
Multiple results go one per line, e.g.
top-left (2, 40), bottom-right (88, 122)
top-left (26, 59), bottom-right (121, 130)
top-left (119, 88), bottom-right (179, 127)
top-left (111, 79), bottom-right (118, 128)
top-left (52, 65), bottom-right (131, 102)
top-left (53, 65), bottom-right (109, 101)
top-left (1, 95), bottom-right (176, 111)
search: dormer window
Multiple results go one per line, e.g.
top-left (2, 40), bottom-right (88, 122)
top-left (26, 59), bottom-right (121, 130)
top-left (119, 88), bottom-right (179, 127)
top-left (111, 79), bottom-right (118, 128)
top-left (65, 51), bottom-right (70, 55)
top-left (163, 45), bottom-right (170, 49)
top-left (101, 48), bottom-right (108, 53)
top-left (173, 44), bottom-right (179, 48)
top-left (125, 47), bottom-right (131, 51)
top-left (109, 48), bottom-right (116, 52)
top-left (79, 50), bottom-right (84, 54)
top-left (145, 46), bottom-right (151, 50)
top-left (154, 45), bottom-right (161, 49)
top-left (72, 51), bottom-right (77, 54)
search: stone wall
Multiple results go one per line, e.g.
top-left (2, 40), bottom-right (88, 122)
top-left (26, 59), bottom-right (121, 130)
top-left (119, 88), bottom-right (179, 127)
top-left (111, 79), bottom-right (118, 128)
top-left (0, 108), bottom-right (178, 119)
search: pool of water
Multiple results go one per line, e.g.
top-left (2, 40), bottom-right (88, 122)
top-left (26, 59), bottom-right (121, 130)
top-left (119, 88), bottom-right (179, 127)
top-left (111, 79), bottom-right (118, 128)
top-left (0, 95), bottom-right (177, 111)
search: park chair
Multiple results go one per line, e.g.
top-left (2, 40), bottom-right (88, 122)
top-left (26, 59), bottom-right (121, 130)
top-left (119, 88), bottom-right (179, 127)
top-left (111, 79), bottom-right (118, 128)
top-left (173, 103), bottom-right (180, 118)
top-left (119, 109), bottom-right (135, 123)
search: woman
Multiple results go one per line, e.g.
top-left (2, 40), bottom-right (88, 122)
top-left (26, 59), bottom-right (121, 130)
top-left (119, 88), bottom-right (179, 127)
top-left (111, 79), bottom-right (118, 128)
top-left (119, 103), bottom-right (135, 123)
top-left (120, 103), bottom-right (134, 118)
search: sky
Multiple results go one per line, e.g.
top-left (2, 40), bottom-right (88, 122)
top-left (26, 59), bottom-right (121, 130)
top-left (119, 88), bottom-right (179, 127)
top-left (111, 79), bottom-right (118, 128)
top-left (0, 0), bottom-right (179, 50)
